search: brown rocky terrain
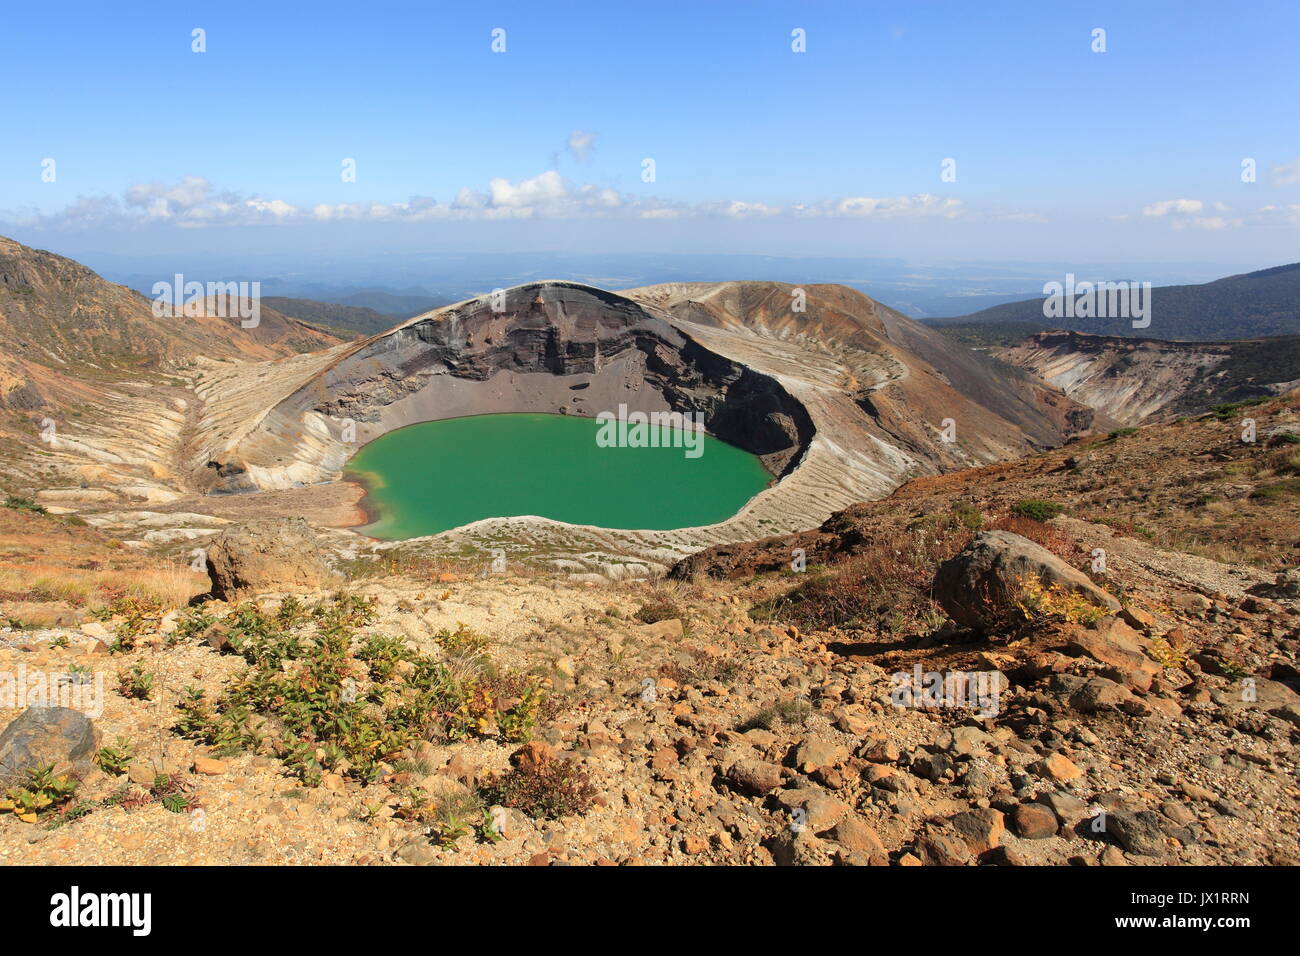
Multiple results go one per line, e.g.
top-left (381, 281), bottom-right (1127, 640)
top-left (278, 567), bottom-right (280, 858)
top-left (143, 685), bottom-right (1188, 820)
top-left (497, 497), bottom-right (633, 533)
top-left (3, 237), bottom-right (1294, 866)
top-left (1, 391), bottom-right (1295, 866)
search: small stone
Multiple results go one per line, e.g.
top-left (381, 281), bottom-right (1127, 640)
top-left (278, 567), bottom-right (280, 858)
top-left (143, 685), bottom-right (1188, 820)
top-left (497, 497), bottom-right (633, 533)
top-left (396, 841), bottom-right (439, 865)
top-left (775, 789), bottom-right (850, 834)
top-left (793, 737), bottom-right (848, 773)
top-left (724, 758), bottom-right (783, 795)
top-left (1012, 803), bottom-right (1059, 839)
top-left (949, 808), bottom-right (1005, 853)
top-left (510, 741), bottom-right (556, 771)
top-left (636, 619), bottom-right (684, 640)
top-left (916, 831), bottom-right (973, 866)
top-left (1099, 846), bottom-right (1129, 866)
top-left (1106, 809), bottom-right (1169, 857)
top-left (0, 706), bottom-right (99, 779)
top-left (912, 752), bottom-right (953, 781)
top-left (1030, 753), bottom-right (1081, 782)
top-left (681, 834), bottom-right (709, 855)
top-left (192, 756), bottom-right (228, 775)
top-left (828, 816), bottom-right (887, 863)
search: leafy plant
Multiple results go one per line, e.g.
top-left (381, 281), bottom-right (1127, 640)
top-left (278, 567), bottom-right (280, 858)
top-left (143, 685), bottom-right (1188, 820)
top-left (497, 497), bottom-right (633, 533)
top-left (169, 606), bottom-right (218, 645)
top-left (96, 595), bottom-right (164, 653)
top-left (1148, 634), bottom-right (1191, 670)
top-left (95, 738), bottom-right (134, 776)
top-left (433, 623), bottom-right (489, 656)
top-left (117, 664), bottom-right (155, 700)
top-left (172, 595), bottom-right (528, 789)
top-left (0, 765), bottom-right (79, 823)
top-left (1012, 575), bottom-right (1107, 626)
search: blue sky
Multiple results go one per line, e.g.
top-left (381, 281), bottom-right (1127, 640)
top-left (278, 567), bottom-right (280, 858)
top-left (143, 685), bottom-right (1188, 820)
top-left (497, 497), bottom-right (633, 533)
top-left (2, 0), bottom-right (1298, 269)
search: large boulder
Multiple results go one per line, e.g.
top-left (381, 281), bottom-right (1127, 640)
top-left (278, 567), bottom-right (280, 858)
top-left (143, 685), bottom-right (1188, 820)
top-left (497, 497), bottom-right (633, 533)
top-left (205, 517), bottom-right (335, 600)
top-left (932, 530), bottom-right (1120, 633)
top-left (0, 706), bottom-right (99, 784)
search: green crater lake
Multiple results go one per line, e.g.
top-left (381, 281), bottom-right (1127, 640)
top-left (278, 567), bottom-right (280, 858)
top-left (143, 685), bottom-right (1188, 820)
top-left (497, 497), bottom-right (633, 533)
top-left (345, 413), bottom-right (773, 539)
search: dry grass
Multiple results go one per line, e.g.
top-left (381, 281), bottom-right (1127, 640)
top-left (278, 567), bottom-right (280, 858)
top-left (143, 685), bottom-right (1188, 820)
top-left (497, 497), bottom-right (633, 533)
top-left (0, 561), bottom-right (205, 619)
top-left (752, 526), bottom-right (971, 634)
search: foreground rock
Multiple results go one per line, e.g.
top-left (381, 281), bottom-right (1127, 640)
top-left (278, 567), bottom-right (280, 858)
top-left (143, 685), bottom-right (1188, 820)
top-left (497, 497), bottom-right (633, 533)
top-left (932, 530), bottom-right (1120, 632)
top-left (205, 517), bottom-right (335, 599)
top-left (0, 707), bottom-right (99, 783)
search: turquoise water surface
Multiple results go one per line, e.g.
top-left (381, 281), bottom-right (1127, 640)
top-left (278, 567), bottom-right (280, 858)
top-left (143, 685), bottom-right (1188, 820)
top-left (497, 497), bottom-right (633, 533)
top-left (345, 413), bottom-right (772, 539)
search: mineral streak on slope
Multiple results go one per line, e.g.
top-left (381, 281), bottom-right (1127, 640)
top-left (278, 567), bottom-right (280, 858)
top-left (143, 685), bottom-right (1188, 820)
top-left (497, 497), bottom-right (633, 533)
top-left (996, 330), bottom-right (1300, 425)
top-left (0, 235), bottom-right (346, 505)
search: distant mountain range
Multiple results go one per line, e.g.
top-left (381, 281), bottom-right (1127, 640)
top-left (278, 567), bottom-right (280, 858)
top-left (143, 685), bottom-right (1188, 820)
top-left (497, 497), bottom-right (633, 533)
top-left (261, 297), bottom-right (400, 337)
top-left (76, 250), bottom-right (1231, 321)
top-left (930, 262), bottom-right (1300, 342)
top-left (262, 292), bottom-right (453, 337)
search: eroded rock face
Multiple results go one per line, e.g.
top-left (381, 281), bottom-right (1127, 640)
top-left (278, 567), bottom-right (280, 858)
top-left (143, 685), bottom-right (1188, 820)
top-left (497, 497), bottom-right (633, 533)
top-left (0, 706), bottom-right (99, 784)
top-left (932, 530), bottom-right (1121, 633)
top-left (205, 517), bottom-right (336, 599)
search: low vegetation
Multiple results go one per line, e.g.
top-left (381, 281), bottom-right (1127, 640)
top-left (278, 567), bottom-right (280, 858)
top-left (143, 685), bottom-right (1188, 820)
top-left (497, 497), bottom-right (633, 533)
top-left (172, 594), bottom-right (545, 787)
top-left (1010, 499), bottom-right (1066, 522)
top-left (480, 758), bottom-right (597, 821)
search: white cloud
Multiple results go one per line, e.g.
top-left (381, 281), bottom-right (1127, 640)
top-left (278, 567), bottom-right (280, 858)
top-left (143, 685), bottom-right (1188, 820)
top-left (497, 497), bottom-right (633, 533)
top-left (790, 194), bottom-right (964, 219)
top-left (1270, 158), bottom-right (1300, 187)
top-left (1142, 198), bottom-right (1204, 217)
top-left (1140, 198), bottom-right (1243, 230)
top-left (9, 174), bottom-right (1007, 231)
top-left (1258, 204), bottom-right (1300, 225)
top-left (566, 130), bottom-right (597, 163)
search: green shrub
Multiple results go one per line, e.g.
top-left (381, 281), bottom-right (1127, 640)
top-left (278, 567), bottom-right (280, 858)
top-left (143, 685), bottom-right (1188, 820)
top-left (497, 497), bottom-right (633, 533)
top-left (0, 766), bottom-right (78, 822)
top-left (1250, 479), bottom-right (1300, 500)
top-left (2, 495), bottom-right (46, 514)
top-left (950, 503), bottom-right (983, 530)
top-left (174, 595), bottom-right (538, 787)
top-left (738, 698), bottom-right (812, 732)
top-left (1210, 397), bottom-right (1270, 420)
top-left (95, 738), bottom-right (134, 776)
top-left (480, 758), bottom-right (596, 821)
top-left (1011, 499), bottom-right (1065, 522)
top-left (117, 665), bottom-right (155, 700)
